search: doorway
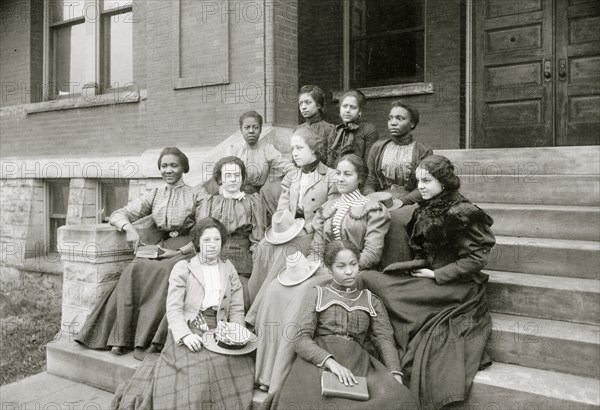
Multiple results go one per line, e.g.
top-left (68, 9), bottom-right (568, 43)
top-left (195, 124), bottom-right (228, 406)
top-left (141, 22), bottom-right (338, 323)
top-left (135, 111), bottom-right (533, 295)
top-left (473, 0), bottom-right (599, 148)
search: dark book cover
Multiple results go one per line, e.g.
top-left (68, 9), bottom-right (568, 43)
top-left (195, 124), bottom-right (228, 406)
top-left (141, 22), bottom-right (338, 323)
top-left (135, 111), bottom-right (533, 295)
top-left (321, 371), bottom-right (369, 401)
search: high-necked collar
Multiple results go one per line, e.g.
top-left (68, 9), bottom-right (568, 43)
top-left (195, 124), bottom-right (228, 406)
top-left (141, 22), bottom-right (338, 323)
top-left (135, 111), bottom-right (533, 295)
top-left (300, 158), bottom-right (321, 174)
top-left (329, 280), bottom-right (359, 294)
top-left (165, 179), bottom-right (186, 189)
top-left (337, 189), bottom-right (365, 204)
top-left (304, 112), bottom-right (324, 124)
top-left (391, 133), bottom-right (414, 146)
top-left (220, 189), bottom-right (245, 200)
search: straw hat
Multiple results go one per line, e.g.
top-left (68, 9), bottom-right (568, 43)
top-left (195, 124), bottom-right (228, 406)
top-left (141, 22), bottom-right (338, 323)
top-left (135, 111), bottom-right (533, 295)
top-left (367, 192), bottom-right (403, 212)
top-left (201, 322), bottom-right (258, 356)
top-left (277, 251), bottom-right (320, 286)
top-left (265, 209), bottom-right (305, 244)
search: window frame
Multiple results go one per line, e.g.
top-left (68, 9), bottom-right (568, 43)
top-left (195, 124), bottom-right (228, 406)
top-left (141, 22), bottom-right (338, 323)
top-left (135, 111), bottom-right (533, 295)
top-left (96, 178), bottom-right (130, 223)
top-left (341, 0), bottom-right (432, 98)
top-left (46, 179), bottom-right (71, 254)
top-left (43, 0), bottom-right (134, 101)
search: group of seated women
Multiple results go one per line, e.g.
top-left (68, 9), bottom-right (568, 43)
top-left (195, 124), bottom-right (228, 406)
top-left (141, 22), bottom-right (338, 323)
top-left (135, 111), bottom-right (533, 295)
top-left (75, 85), bottom-right (496, 410)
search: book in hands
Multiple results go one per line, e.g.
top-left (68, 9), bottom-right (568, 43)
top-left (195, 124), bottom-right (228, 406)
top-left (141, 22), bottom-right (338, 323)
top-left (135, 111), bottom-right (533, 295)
top-left (136, 245), bottom-right (164, 259)
top-left (321, 371), bottom-right (369, 401)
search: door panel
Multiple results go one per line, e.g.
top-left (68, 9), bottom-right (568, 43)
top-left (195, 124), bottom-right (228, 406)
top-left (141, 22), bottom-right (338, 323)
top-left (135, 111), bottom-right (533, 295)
top-left (556, 0), bottom-right (600, 146)
top-left (474, 0), bottom-right (554, 147)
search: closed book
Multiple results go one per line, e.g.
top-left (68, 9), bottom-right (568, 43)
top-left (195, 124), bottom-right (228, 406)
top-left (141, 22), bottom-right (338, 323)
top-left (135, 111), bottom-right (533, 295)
top-left (136, 245), bottom-right (164, 259)
top-left (321, 371), bottom-right (369, 401)
top-left (383, 259), bottom-right (428, 274)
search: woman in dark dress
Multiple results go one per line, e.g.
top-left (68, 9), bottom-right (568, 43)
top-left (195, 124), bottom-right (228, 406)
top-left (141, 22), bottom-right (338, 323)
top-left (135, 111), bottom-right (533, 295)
top-left (363, 100), bottom-right (434, 267)
top-left (295, 84), bottom-right (336, 141)
top-left (75, 147), bottom-right (197, 357)
top-left (271, 240), bottom-right (417, 409)
top-left (325, 90), bottom-right (379, 168)
top-left (361, 155), bottom-right (496, 409)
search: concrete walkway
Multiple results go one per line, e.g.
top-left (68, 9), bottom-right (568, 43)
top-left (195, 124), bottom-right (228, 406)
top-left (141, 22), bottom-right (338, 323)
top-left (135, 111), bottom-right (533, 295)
top-left (0, 372), bottom-right (113, 410)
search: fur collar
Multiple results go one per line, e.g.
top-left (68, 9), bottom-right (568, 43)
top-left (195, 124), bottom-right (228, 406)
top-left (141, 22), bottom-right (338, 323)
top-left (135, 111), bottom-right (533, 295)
top-left (408, 190), bottom-right (493, 258)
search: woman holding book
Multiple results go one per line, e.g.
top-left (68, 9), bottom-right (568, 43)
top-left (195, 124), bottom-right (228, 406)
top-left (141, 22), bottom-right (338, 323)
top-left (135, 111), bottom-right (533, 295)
top-left (76, 147), bottom-right (197, 359)
top-left (269, 240), bottom-right (417, 409)
top-left (361, 155), bottom-right (496, 409)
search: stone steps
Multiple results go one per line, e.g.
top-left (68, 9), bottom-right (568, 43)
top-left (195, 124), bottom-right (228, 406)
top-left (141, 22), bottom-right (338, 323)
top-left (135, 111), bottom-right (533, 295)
top-left (462, 362), bottom-right (600, 409)
top-left (47, 337), bottom-right (600, 409)
top-left (479, 203), bottom-right (600, 241)
top-left (488, 236), bottom-right (600, 279)
top-left (486, 270), bottom-right (600, 325)
top-left (46, 336), bottom-right (137, 393)
top-left (488, 313), bottom-right (600, 378)
top-left (460, 175), bottom-right (600, 206)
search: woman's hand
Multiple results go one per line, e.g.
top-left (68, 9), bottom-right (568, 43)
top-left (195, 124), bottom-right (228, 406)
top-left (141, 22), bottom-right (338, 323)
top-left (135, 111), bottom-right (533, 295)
top-left (123, 224), bottom-right (141, 252)
top-left (182, 334), bottom-right (203, 352)
top-left (324, 358), bottom-right (358, 386)
top-left (411, 268), bottom-right (435, 279)
top-left (157, 246), bottom-right (180, 259)
top-left (393, 374), bottom-right (403, 385)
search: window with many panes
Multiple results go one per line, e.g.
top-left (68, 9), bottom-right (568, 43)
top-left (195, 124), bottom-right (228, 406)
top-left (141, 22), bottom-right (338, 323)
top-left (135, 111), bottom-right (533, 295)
top-left (349, 0), bottom-right (424, 88)
top-left (47, 180), bottom-right (70, 253)
top-left (46, 0), bottom-right (133, 98)
top-left (98, 179), bottom-right (130, 223)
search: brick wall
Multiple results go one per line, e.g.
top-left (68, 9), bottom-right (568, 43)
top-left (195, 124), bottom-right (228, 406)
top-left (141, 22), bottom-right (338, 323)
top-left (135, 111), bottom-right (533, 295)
top-left (1, 0), bottom-right (33, 107)
top-left (297, 0), bottom-right (465, 149)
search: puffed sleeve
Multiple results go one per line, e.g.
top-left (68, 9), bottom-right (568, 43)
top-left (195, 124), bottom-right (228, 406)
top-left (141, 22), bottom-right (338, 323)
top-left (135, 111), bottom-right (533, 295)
top-left (434, 221), bottom-right (496, 285)
top-left (166, 260), bottom-right (193, 343)
top-left (109, 188), bottom-right (156, 231)
top-left (359, 204), bottom-right (391, 270)
top-left (369, 294), bottom-right (402, 373)
top-left (277, 170), bottom-right (294, 213)
top-left (361, 123), bottom-right (379, 165)
top-left (308, 205), bottom-right (328, 261)
top-left (226, 262), bottom-right (246, 325)
top-left (194, 192), bottom-right (212, 222)
top-left (265, 143), bottom-right (291, 178)
top-left (294, 288), bottom-right (334, 367)
top-left (248, 193), bottom-right (267, 252)
top-left (363, 142), bottom-right (382, 195)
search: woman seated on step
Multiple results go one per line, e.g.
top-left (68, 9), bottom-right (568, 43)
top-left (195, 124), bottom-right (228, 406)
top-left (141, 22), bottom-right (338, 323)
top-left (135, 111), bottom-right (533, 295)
top-left (246, 127), bottom-right (338, 308)
top-left (308, 153), bottom-right (391, 271)
top-left (324, 90), bottom-right (379, 168)
top-left (194, 156), bottom-right (266, 310)
top-left (75, 147), bottom-right (198, 359)
top-left (363, 100), bottom-right (433, 267)
top-left (268, 240), bottom-right (418, 409)
top-left (204, 111), bottom-right (291, 219)
top-left (112, 217), bottom-right (256, 410)
top-left (361, 155), bottom-right (496, 409)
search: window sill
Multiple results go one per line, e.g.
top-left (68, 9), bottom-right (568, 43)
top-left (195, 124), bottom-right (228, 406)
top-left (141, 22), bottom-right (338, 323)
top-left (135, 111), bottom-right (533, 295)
top-left (332, 83), bottom-right (433, 101)
top-left (25, 89), bottom-right (147, 115)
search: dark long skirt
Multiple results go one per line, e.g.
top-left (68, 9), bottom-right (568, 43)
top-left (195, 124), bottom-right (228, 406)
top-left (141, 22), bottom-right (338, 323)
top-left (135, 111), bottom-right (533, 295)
top-left (112, 333), bottom-right (255, 410)
top-left (361, 271), bottom-right (492, 409)
top-left (75, 236), bottom-right (191, 351)
top-left (380, 204), bottom-right (417, 269)
top-left (270, 335), bottom-right (418, 410)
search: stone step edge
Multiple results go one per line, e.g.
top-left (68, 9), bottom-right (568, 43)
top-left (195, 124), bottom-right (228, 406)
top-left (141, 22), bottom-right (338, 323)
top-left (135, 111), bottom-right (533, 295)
top-left (495, 235), bottom-right (600, 250)
top-left (471, 362), bottom-right (600, 406)
top-left (47, 337), bottom-right (600, 407)
top-left (490, 312), bottom-right (600, 345)
top-left (478, 203), bottom-right (600, 212)
top-left (485, 270), bottom-right (600, 293)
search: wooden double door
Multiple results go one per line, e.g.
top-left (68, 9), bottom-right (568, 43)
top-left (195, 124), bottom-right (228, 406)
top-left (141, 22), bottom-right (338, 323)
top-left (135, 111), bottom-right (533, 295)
top-left (473, 0), bottom-right (600, 148)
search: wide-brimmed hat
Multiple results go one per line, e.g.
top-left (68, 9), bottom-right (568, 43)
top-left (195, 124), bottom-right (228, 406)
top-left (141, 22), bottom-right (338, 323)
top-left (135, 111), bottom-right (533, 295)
top-left (367, 192), bottom-right (403, 212)
top-left (201, 322), bottom-right (258, 356)
top-left (278, 251), bottom-right (320, 286)
top-left (265, 209), bottom-right (305, 244)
